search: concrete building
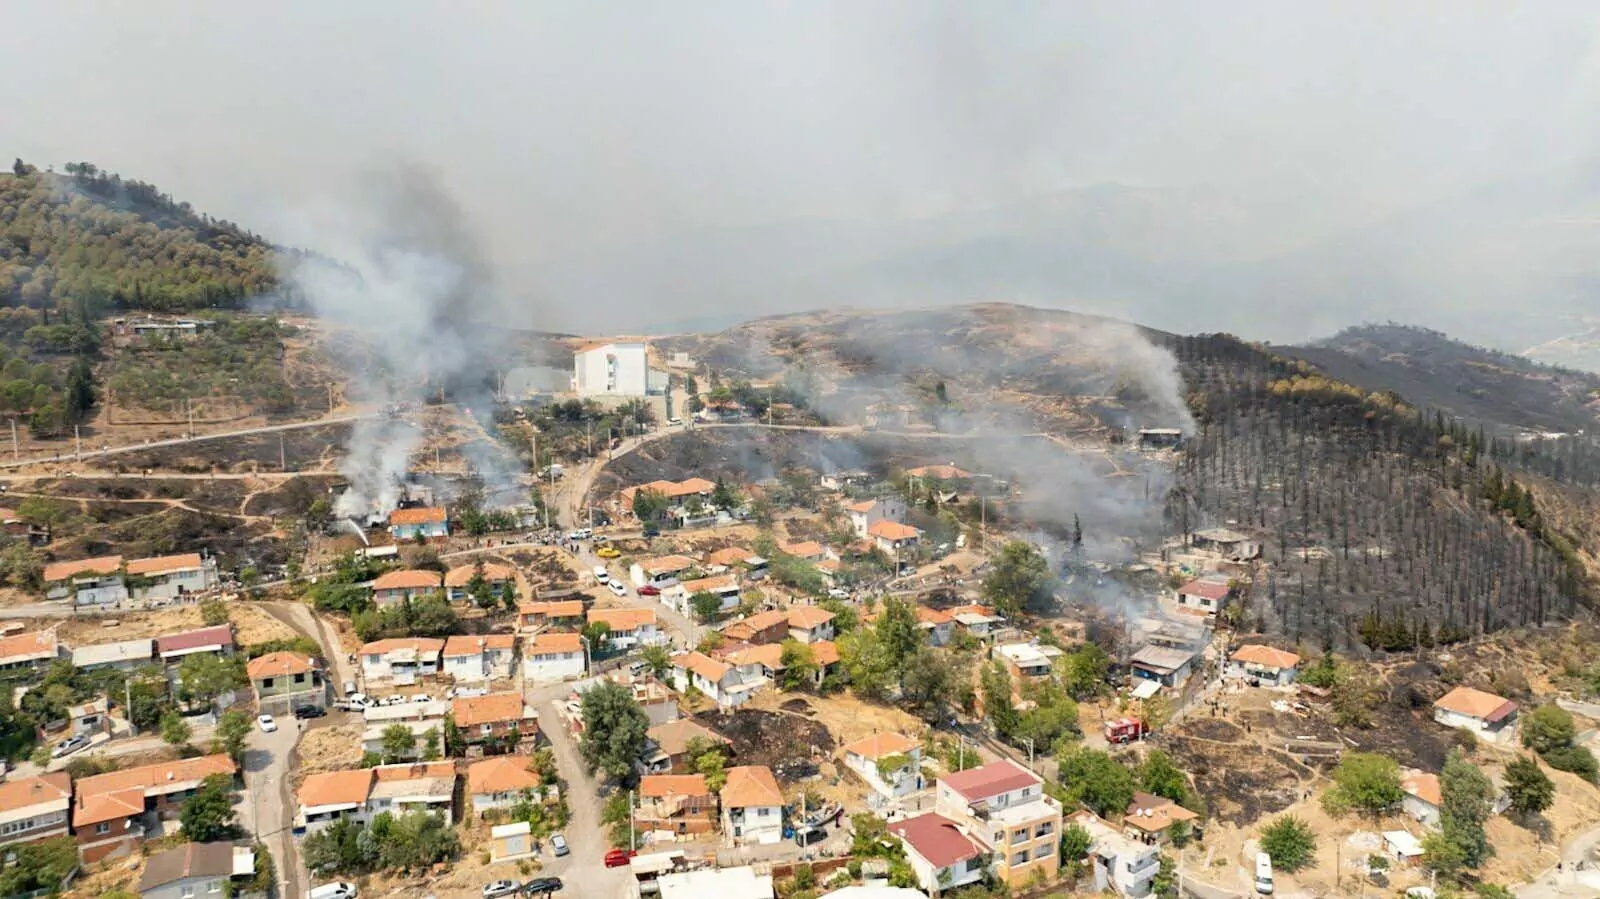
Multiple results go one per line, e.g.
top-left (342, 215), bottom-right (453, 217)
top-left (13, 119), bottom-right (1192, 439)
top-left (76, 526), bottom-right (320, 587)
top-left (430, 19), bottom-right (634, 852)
top-left (467, 756), bottom-right (558, 816)
top-left (720, 610), bottom-right (789, 645)
top-left (1190, 527), bottom-right (1259, 561)
top-left (246, 651), bottom-right (325, 715)
top-left (1401, 770), bottom-right (1442, 829)
top-left (845, 497), bottom-right (908, 539)
top-left (43, 555), bottom-right (126, 605)
top-left (388, 506), bottom-right (449, 540)
top-left (587, 607), bottom-right (664, 650)
top-left (642, 719), bottom-right (731, 775)
top-left (155, 625), bottom-right (234, 664)
top-left (524, 632), bottom-right (587, 684)
top-left (665, 574), bottom-right (741, 618)
top-left (935, 760), bottom-right (1061, 885)
top-left (441, 634), bottom-right (516, 683)
top-left (868, 520), bottom-right (922, 555)
top-left (0, 630), bottom-right (64, 673)
top-left (71, 638), bottom-right (154, 672)
top-left (444, 562), bottom-right (517, 603)
top-left (574, 340), bottom-right (649, 397)
top-left (1128, 645), bottom-right (1198, 689)
top-left (490, 820), bottom-right (538, 863)
top-left (359, 637), bottom-right (445, 684)
top-left (1068, 810), bottom-right (1161, 897)
top-left (73, 755), bottom-right (237, 863)
top-left (787, 606), bottom-right (836, 644)
top-left (840, 732), bottom-right (923, 800)
top-left (0, 773), bottom-right (71, 848)
top-left (670, 651), bottom-right (764, 710)
top-left (1227, 645), bottom-right (1301, 686)
top-left (371, 569), bottom-right (444, 609)
top-left (630, 554), bottom-right (700, 589)
top-left (636, 774), bottom-right (718, 838)
top-left (137, 841), bottom-right (254, 899)
top-left (452, 692), bottom-right (539, 751)
top-left (887, 812), bottom-right (989, 893)
top-left (296, 762), bottom-right (456, 832)
top-left (1174, 576), bottom-right (1232, 618)
top-left (658, 865), bottom-right (774, 899)
top-left (915, 607), bottom-right (956, 646)
top-left (721, 766), bottom-right (784, 845)
top-left (517, 600), bottom-right (586, 631)
top-left (1123, 792), bottom-right (1200, 846)
top-left (126, 553), bottom-right (219, 602)
top-left (1433, 686), bottom-right (1519, 744)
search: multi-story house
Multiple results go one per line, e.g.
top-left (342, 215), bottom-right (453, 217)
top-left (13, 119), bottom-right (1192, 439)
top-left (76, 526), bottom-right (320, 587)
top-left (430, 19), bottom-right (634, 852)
top-left (524, 632), bottom-right (586, 684)
top-left (587, 607), bottom-right (664, 651)
top-left (889, 812), bottom-right (990, 894)
top-left (636, 774), bottom-right (718, 838)
top-left (720, 610), bottom-right (789, 645)
top-left (1174, 576), bottom-right (1233, 618)
top-left (359, 637), bottom-right (445, 685)
top-left (441, 634), bottom-right (516, 683)
top-left (670, 651), bottom-right (764, 710)
top-left (371, 569), bottom-right (444, 609)
top-left (934, 760), bottom-right (1061, 885)
top-left (126, 553), bottom-right (219, 602)
top-left (0, 773), bottom-right (71, 848)
top-left (451, 691), bottom-right (539, 752)
top-left (296, 762), bottom-right (457, 832)
top-left (1068, 810), bottom-right (1161, 898)
top-left (867, 520), bottom-right (923, 555)
top-left (73, 755), bottom-right (237, 862)
top-left (246, 651), bottom-right (325, 715)
top-left (720, 766), bottom-right (784, 845)
top-left (444, 562), bottom-right (517, 603)
top-left (665, 574), bottom-right (741, 617)
top-left (787, 606), bottom-right (836, 644)
top-left (845, 496), bottom-right (908, 539)
top-left (841, 732), bottom-right (923, 800)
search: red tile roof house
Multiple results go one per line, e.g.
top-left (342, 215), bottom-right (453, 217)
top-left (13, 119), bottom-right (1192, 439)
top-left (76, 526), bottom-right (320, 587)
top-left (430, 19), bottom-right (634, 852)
top-left (125, 552), bottom-right (220, 602)
top-left (787, 606), bottom-right (836, 644)
top-left (1226, 645), bottom-right (1302, 687)
top-left (525, 632), bottom-right (587, 685)
top-left (934, 760), bottom-right (1062, 885)
top-left (517, 599), bottom-right (586, 631)
top-left (664, 574), bottom-right (741, 619)
top-left (296, 761), bottom-right (457, 832)
top-left (0, 773), bottom-right (72, 849)
top-left (371, 569), bottom-right (445, 609)
top-left (1433, 686), bottom-right (1520, 744)
top-left (452, 691), bottom-right (540, 754)
top-left (868, 520), bottom-right (923, 555)
top-left (719, 610), bottom-right (790, 645)
top-left (889, 812), bottom-right (990, 893)
top-left (441, 634), bottom-right (516, 683)
top-left (587, 607), bottom-right (665, 651)
top-left (359, 637), bottom-right (445, 684)
top-left (467, 756), bottom-right (560, 816)
top-left (637, 774), bottom-right (719, 838)
top-left (155, 625), bottom-right (235, 663)
top-left (720, 765), bottom-right (784, 845)
top-left (42, 555), bottom-right (126, 605)
top-left (73, 754), bottom-right (237, 862)
top-left (444, 562), bottom-right (517, 604)
top-left (1174, 576), bottom-right (1233, 618)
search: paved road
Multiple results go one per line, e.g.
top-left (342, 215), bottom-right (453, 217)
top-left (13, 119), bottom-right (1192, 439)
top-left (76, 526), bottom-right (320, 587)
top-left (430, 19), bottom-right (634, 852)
top-left (1515, 821), bottom-right (1600, 898)
top-left (524, 682), bottom-right (632, 899)
top-left (245, 719), bottom-right (305, 899)
top-left (0, 412), bottom-right (369, 471)
top-left (261, 600), bottom-right (358, 691)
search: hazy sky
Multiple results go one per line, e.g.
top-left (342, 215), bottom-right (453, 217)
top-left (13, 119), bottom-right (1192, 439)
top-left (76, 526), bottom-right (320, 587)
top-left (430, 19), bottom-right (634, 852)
top-left (7, 1), bottom-right (1600, 335)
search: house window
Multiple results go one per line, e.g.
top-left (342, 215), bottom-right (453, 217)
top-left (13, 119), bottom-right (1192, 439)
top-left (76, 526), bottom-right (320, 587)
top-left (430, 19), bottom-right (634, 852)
top-left (263, 678), bottom-right (274, 688)
top-left (1021, 787), bottom-right (1032, 797)
top-left (208, 880), bottom-right (224, 894)
top-left (95, 822), bottom-right (110, 835)
top-left (481, 724), bottom-right (493, 735)
top-left (182, 887), bottom-right (195, 899)
top-left (294, 673), bottom-right (305, 684)
top-left (1011, 852), bottom-right (1028, 867)
top-left (1034, 844), bottom-right (1054, 860)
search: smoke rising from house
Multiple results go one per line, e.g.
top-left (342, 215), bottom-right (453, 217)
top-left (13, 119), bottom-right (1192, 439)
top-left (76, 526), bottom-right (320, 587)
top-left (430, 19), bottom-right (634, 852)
top-left (276, 164), bottom-right (511, 517)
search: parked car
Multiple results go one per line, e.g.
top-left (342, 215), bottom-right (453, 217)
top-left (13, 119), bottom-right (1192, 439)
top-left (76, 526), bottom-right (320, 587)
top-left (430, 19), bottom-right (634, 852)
top-left (346, 692), bottom-right (370, 709)
top-left (521, 878), bottom-right (563, 896)
top-left (638, 585), bottom-right (660, 596)
top-left (308, 884), bottom-right (358, 899)
top-left (482, 880), bottom-right (520, 898)
top-left (550, 833), bottom-right (568, 857)
top-left (293, 705), bottom-right (327, 720)
top-left (607, 580), bottom-right (627, 597)
top-left (410, 694), bottom-right (433, 704)
top-left (257, 714), bottom-right (278, 733)
top-left (51, 735), bottom-right (90, 758)
top-left (603, 849), bottom-right (636, 868)
top-left (592, 566), bottom-right (609, 584)
top-left (826, 588), bottom-right (850, 599)
top-left (592, 535), bottom-right (610, 544)
top-left (596, 546), bottom-right (620, 559)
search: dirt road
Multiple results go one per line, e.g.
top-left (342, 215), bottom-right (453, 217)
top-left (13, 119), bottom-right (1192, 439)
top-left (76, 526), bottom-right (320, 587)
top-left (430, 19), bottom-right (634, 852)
top-left (0, 412), bottom-right (370, 471)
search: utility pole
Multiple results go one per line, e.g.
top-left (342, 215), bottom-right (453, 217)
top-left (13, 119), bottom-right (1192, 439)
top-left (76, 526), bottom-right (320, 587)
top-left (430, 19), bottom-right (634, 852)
top-left (327, 383), bottom-right (335, 413)
top-left (629, 789), bottom-right (637, 850)
top-left (74, 425), bottom-right (81, 461)
top-left (1021, 737), bottom-right (1035, 772)
top-left (9, 420), bottom-right (15, 460)
top-left (125, 677), bottom-right (136, 737)
top-left (279, 433), bottom-right (286, 471)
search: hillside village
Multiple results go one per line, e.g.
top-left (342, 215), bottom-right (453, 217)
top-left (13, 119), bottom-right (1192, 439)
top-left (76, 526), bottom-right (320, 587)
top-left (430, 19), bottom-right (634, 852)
top-left (0, 317), bottom-right (1590, 899)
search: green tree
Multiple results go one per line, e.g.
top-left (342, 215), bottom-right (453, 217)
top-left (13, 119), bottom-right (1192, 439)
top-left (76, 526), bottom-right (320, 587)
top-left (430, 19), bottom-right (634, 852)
top-left (1323, 752), bottom-right (1403, 818)
top-left (874, 597), bottom-right (922, 673)
top-left (1152, 853), bottom-right (1178, 899)
top-left (839, 627), bottom-right (895, 701)
top-left (694, 744), bottom-right (729, 792)
top-left (1436, 750), bottom-right (1495, 871)
top-left (1137, 749), bottom-right (1191, 806)
top-left (639, 644), bottom-right (674, 680)
top-left (179, 774), bottom-right (240, 842)
top-left (1058, 747), bottom-right (1136, 818)
top-left (982, 541), bottom-right (1053, 618)
top-left (1259, 816), bottom-right (1316, 872)
top-left (160, 710), bottom-right (191, 746)
top-left (382, 723), bottom-right (418, 763)
top-left (689, 590), bottom-right (723, 624)
top-left (213, 710), bottom-right (252, 765)
top-left (1522, 705), bottom-right (1576, 755)
top-left (579, 680), bottom-right (650, 781)
top-left (442, 715), bottom-right (465, 757)
top-left (177, 653), bottom-right (247, 712)
top-left (1502, 755), bottom-right (1554, 821)
top-left (467, 560), bottom-right (495, 610)
top-left (712, 478), bottom-right (741, 510)
top-left (1060, 821), bottom-right (1092, 868)
top-left (779, 640), bottom-right (818, 691)
top-left (901, 648), bottom-right (957, 723)
top-left (199, 598), bottom-right (229, 626)
top-left (632, 488), bottom-right (670, 522)
top-left (1060, 642), bottom-right (1110, 700)
top-left (980, 660), bottom-right (1019, 739)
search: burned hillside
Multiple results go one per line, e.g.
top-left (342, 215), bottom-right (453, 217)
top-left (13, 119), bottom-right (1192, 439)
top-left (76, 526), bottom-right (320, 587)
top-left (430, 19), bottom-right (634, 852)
top-left (1172, 334), bottom-right (1591, 649)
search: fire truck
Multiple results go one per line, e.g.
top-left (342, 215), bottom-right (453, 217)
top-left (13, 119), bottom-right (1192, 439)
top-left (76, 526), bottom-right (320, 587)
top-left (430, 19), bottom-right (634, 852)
top-left (1104, 717), bottom-right (1148, 745)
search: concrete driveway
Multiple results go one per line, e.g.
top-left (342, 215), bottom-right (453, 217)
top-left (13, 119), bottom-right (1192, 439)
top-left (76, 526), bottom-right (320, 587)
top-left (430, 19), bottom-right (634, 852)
top-left (525, 683), bottom-right (633, 899)
top-left (245, 715), bottom-right (306, 899)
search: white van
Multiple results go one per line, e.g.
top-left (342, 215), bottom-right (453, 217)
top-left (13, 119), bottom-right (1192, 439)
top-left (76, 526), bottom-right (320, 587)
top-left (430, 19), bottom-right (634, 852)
top-left (1255, 852), bottom-right (1274, 895)
top-left (309, 884), bottom-right (358, 899)
top-left (592, 566), bottom-right (609, 584)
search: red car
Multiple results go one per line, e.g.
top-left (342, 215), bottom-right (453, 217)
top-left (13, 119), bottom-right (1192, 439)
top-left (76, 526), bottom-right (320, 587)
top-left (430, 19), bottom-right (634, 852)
top-left (638, 585), bottom-right (660, 596)
top-left (604, 848), bottom-right (636, 868)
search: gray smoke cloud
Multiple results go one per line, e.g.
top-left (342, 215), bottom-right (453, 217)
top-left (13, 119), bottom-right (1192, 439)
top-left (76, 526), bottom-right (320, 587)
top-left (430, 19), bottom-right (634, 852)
top-left (275, 164), bottom-right (512, 517)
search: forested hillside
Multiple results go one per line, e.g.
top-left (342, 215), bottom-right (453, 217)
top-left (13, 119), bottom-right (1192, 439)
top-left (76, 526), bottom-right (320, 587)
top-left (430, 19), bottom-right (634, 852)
top-left (1172, 335), bottom-right (1592, 651)
top-left (0, 160), bottom-right (276, 313)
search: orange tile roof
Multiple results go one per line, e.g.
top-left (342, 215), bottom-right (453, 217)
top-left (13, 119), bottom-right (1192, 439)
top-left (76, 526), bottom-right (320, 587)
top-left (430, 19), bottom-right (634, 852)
top-left (868, 520), bottom-right (922, 541)
top-left (780, 541), bottom-right (825, 558)
top-left (0, 630), bottom-right (56, 664)
top-left (1230, 645), bottom-right (1301, 670)
top-left (468, 756), bottom-right (542, 795)
top-left (73, 786), bottom-right (145, 827)
top-left (1402, 770), bottom-right (1442, 808)
top-left (520, 600), bottom-right (584, 618)
top-left (0, 773), bottom-right (69, 814)
top-left (816, 559), bottom-right (842, 573)
top-left (638, 555), bottom-right (697, 575)
top-left (247, 651), bottom-right (315, 680)
top-left (297, 768), bottom-right (374, 809)
top-left (371, 761), bottom-right (456, 783)
top-left (76, 754), bottom-right (236, 818)
top-left (42, 555), bottom-right (122, 583)
top-left (674, 651), bottom-right (730, 684)
top-left (721, 765), bottom-right (783, 808)
top-left (389, 506), bottom-right (447, 525)
top-left (452, 691), bottom-right (530, 728)
top-left (842, 732), bottom-right (919, 760)
top-left (125, 552), bottom-right (204, 576)
top-left (722, 643), bottom-right (783, 669)
top-left (787, 606), bottom-right (835, 630)
top-left (1434, 686), bottom-right (1518, 722)
top-left (372, 569), bottom-right (444, 590)
top-left (444, 562), bottom-right (516, 587)
top-left (679, 574), bottom-right (738, 594)
top-left (916, 607), bottom-right (955, 625)
top-left (707, 547), bottom-right (757, 566)
top-left (588, 607), bottom-right (655, 631)
top-left (812, 640), bottom-right (841, 666)
top-left (1123, 792), bottom-right (1200, 833)
top-left (640, 774), bottom-right (710, 798)
top-left (359, 637), bottom-right (446, 656)
top-left (443, 634), bottom-right (515, 656)
top-left (722, 609), bottom-right (788, 639)
top-left (528, 632), bottom-right (583, 655)
top-left (845, 499), bottom-right (878, 514)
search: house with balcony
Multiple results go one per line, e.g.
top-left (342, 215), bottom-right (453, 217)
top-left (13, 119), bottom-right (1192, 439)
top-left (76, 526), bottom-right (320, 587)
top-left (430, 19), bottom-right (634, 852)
top-left (630, 555), bottom-right (699, 589)
top-left (787, 606), bottom-right (836, 644)
top-left (935, 760), bottom-right (1061, 885)
top-left (841, 732), bottom-right (923, 800)
top-left (525, 632), bottom-right (587, 684)
top-left (296, 762), bottom-right (457, 833)
top-left (388, 506), bottom-right (449, 540)
top-left (126, 553), bottom-right (219, 602)
top-left (359, 637), bottom-right (445, 685)
top-left (0, 773), bottom-right (71, 849)
top-left (444, 562), bottom-right (517, 603)
top-left (888, 812), bottom-right (990, 894)
top-left (868, 520), bottom-right (923, 555)
top-left (636, 774), bottom-right (718, 839)
top-left (517, 600), bottom-right (585, 631)
top-left (1068, 810), bottom-right (1161, 897)
top-left (246, 651), bottom-right (325, 716)
top-left (73, 755), bottom-right (237, 863)
top-left (371, 569), bottom-right (444, 609)
top-left (587, 607), bottom-right (664, 650)
top-left (452, 691), bottom-right (539, 752)
top-left (721, 766), bottom-right (784, 845)
top-left (43, 555), bottom-right (126, 606)
top-left (468, 756), bottom-right (559, 816)
top-left (665, 574), bottom-right (741, 618)
top-left (442, 634), bottom-right (516, 683)
top-left (845, 497), bottom-right (908, 539)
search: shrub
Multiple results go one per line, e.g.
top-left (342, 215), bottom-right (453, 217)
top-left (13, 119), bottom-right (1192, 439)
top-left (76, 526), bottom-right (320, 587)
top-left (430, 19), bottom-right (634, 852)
top-left (1259, 816), bottom-right (1316, 872)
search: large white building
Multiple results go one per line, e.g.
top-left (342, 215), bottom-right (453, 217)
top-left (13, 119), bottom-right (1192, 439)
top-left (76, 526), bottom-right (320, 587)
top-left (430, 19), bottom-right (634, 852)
top-left (574, 341), bottom-right (649, 397)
